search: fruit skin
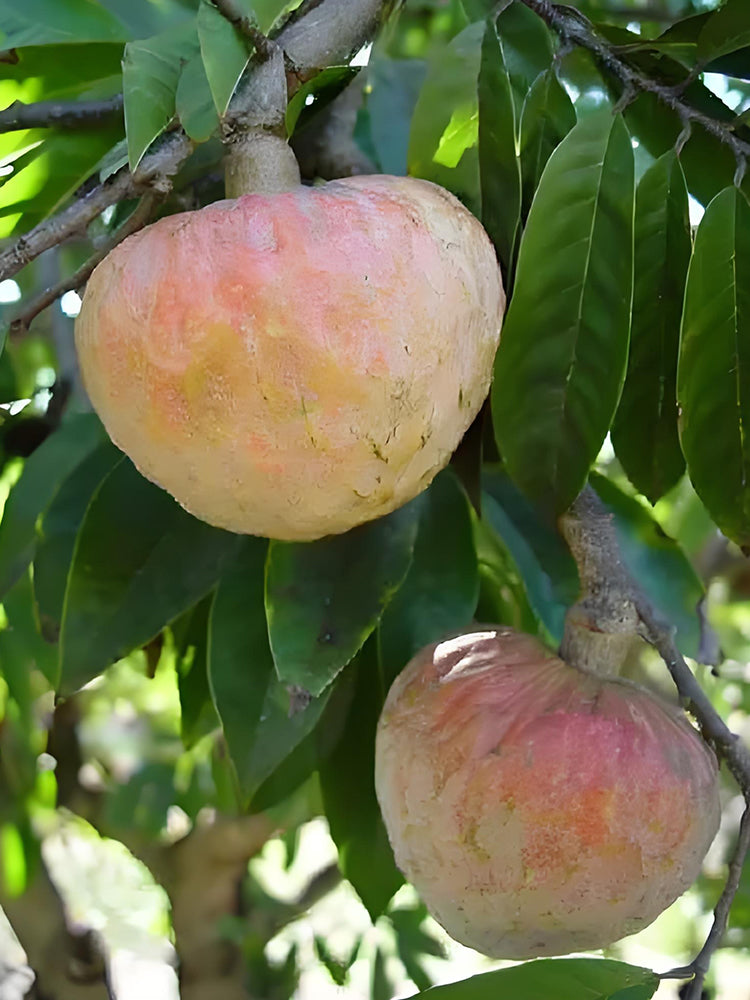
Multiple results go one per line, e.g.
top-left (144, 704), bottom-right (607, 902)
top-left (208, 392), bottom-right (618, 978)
top-left (75, 175), bottom-right (504, 541)
top-left (375, 628), bottom-right (720, 959)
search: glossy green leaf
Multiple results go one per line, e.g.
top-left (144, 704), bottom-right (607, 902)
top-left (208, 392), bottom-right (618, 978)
top-left (697, 0), bottom-right (750, 64)
top-left (590, 473), bottom-right (706, 661)
top-left (33, 440), bottom-right (122, 643)
top-left (365, 57), bottom-right (427, 176)
top-left (59, 460), bottom-right (241, 693)
top-left (0, 414), bottom-right (106, 600)
top-left (0, 0), bottom-right (129, 47)
top-left (482, 466), bottom-right (578, 641)
top-left (473, 515), bottom-right (540, 634)
top-left (379, 471), bottom-right (479, 686)
top-left (208, 538), bottom-right (329, 803)
top-left (197, 0), bottom-right (251, 116)
top-left (612, 151), bottom-right (690, 503)
top-left (519, 69), bottom-right (576, 218)
top-left (319, 641), bottom-right (402, 920)
top-left (123, 22), bottom-right (200, 169)
top-left (492, 112), bottom-right (635, 515)
top-left (416, 958), bottom-right (658, 998)
top-left (477, 16), bottom-right (521, 276)
top-left (176, 51), bottom-right (220, 142)
top-left (408, 22), bottom-right (483, 214)
top-left (266, 501), bottom-right (420, 696)
top-left (678, 186), bottom-right (750, 550)
top-left (286, 66), bottom-right (358, 135)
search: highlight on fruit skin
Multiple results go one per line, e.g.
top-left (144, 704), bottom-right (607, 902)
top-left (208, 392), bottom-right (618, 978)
top-left (375, 627), bottom-right (720, 959)
top-left (75, 175), bottom-right (504, 541)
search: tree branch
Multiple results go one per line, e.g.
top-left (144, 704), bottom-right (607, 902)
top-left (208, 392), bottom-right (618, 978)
top-left (663, 805), bottom-right (750, 999)
top-left (518, 0), bottom-right (750, 166)
top-left (0, 97), bottom-right (123, 134)
top-left (211, 0), bottom-right (278, 60)
top-left (8, 193), bottom-right (160, 337)
top-left (0, 131), bottom-right (193, 284)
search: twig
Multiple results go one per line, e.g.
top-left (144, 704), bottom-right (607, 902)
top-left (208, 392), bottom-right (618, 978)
top-left (0, 130), bottom-right (193, 284)
top-left (0, 96), bottom-right (123, 134)
top-left (518, 0), bottom-right (750, 166)
top-left (663, 806), bottom-right (750, 998)
top-left (8, 193), bottom-right (160, 337)
top-left (635, 598), bottom-right (750, 798)
top-left (211, 0), bottom-right (277, 59)
top-left (562, 486), bottom-right (750, 993)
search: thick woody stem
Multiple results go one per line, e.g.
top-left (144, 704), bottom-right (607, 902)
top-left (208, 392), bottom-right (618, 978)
top-left (558, 489), bottom-right (640, 676)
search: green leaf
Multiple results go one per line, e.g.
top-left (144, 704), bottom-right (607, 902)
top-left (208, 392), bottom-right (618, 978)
top-left (365, 57), bottom-right (427, 176)
top-left (697, 0), bottom-right (750, 64)
top-left (477, 16), bottom-right (521, 276)
top-left (493, 2), bottom-right (554, 117)
top-left (266, 502), bottom-right (420, 696)
top-left (612, 151), bottom-right (690, 503)
top-left (319, 641), bottom-right (403, 920)
top-left (0, 0), bottom-right (129, 47)
top-left (408, 22), bottom-right (483, 213)
top-left (519, 69), bottom-right (576, 219)
top-left (33, 440), bottom-right (122, 643)
top-left (123, 22), bottom-right (200, 170)
top-left (59, 460), bottom-right (241, 693)
top-left (172, 598), bottom-right (218, 747)
top-left (492, 112), bottom-right (635, 515)
top-left (286, 65), bottom-right (358, 135)
top-left (415, 958), bottom-right (658, 998)
top-left (379, 471), bottom-right (478, 686)
top-left (678, 186), bottom-right (750, 550)
top-left (98, 0), bottom-right (196, 39)
top-left (590, 473), bottom-right (705, 661)
top-left (208, 538), bottom-right (329, 803)
top-left (176, 51), bottom-right (220, 142)
top-left (0, 571), bottom-right (58, 693)
top-left (197, 0), bottom-right (251, 116)
top-left (0, 127), bottom-right (125, 239)
top-left (0, 414), bottom-right (106, 600)
top-left (482, 466), bottom-right (578, 641)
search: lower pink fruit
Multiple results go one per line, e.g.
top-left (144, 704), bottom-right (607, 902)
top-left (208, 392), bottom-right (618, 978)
top-left (375, 628), bottom-right (720, 958)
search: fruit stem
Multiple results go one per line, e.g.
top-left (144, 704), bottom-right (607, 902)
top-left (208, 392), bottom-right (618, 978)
top-left (224, 130), bottom-right (301, 197)
top-left (558, 487), bottom-right (640, 677)
top-left (222, 44), bottom-right (302, 198)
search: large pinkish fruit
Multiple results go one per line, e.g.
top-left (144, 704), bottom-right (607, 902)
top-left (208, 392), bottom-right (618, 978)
top-left (75, 176), bottom-right (504, 541)
top-left (375, 628), bottom-right (720, 958)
